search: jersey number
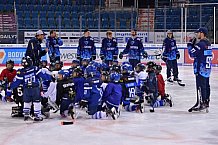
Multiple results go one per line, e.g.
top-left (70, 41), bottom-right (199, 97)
top-left (206, 56), bottom-right (212, 69)
top-left (128, 88), bottom-right (136, 98)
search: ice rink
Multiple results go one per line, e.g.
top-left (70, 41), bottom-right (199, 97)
top-left (0, 65), bottom-right (218, 145)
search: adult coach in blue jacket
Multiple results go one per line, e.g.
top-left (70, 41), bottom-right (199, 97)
top-left (25, 30), bottom-right (48, 66)
top-left (162, 30), bottom-right (181, 82)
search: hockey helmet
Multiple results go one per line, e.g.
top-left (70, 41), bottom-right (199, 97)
top-left (110, 72), bottom-right (121, 83)
top-left (84, 65), bottom-right (97, 78)
top-left (21, 56), bottom-right (33, 68)
top-left (135, 63), bottom-right (146, 72)
top-left (146, 61), bottom-right (157, 70)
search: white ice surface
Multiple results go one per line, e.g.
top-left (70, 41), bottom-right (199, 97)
top-left (0, 66), bottom-right (218, 145)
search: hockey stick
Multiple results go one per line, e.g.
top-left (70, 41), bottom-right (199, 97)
top-left (188, 86), bottom-right (201, 112)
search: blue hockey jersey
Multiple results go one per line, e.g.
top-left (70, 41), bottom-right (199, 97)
top-left (102, 82), bottom-right (122, 107)
top-left (188, 38), bottom-right (212, 78)
top-left (100, 37), bottom-right (118, 61)
top-left (77, 36), bottom-right (96, 59)
top-left (162, 37), bottom-right (179, 60)
top-left (46, 36), bottom-right (63, 58)
top-left (122, 37), bottom-right (144, 60)
top-left (10, 66), bottom-right (52, 90)
top-left (72, 77), bottom-right (85, 103)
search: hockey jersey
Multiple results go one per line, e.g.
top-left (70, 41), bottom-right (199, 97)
top-left (162, 37), bottom-right (179, 60)
top-left (102, 82), bottom-right (122, 107)
top-left (122, 37), bottom-right (144, 60)
top-left (100, 37), bottom-right (118, 61)
top-left (188, 38), bottom-right (212, 78)
top-left (77, 36), bottom-right (96, 59)
top-left (0, 68), bottom-right (16, 83)
top-left (46, 36), bottom-right (63, 59)
top-left (10, 66), bottom-right (52, 90)
top-left (120, 74), bottom-right (137, 100)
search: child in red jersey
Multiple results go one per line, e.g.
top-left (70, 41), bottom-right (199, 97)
top-left (155, 65), bottom-right (172, 107)
top-left (0, 60), bottom-right (16, 101)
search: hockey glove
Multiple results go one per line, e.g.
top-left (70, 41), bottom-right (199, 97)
top-left (176, 52), bottom-right (180, 59)
top-left (161, 56), bottom-right (167, 62)
top-left (100, 55), bottom-right (105, 60)
top-left (187, 37), bottom-right (197, 47)
top-left (92, 55), bottom-right (96, 60)
top-left (6, 89), bottom-right (12, 97)
top-left (76, 55), bottom-right (80, 60)
top-left (119, 52), bottom-right (123, 59)
top-left (142, 51), bottom-right (148, 58)
top-left (113, 55), bottom-right (118, 60)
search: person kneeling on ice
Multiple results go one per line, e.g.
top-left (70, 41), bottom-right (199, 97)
top-left (120, 63), bottom-right (144, 113)
top-left (0, 59), bottom-right (16, 102)
top-left (101, 72), bottom-right (122, 120)
top-left (141, 61), bottom-right (158, 112)
top-left (7, 56), bottom-right (52, 121)
top-left (155, 65), bottom-right (173, 107)
top-left (56, 70), bottom-right (77, 119)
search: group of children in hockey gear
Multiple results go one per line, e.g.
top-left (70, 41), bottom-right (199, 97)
top-left (0, 57), bottom-right (173, 122)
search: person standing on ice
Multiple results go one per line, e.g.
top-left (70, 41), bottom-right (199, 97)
top-left (187, 27), bottom-right (212, 111)
top-left (25, 30), bottom-right (48, 67)
top-left (100, 30), bottom-right (118, 66)
top-left (119, 29), bottom-right (148, 68)
top-left (46, 30), bottom-right (63, 63)
top-left (161, 30), bottom-right (181, 82)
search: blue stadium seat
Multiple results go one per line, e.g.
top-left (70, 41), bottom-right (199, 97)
top-left (35, 5), bottom-right (43, 11)
top-left (55, 12), bottom-right (62, 19)
top-left (5, 4), bottom-right (13, 11)
top-left (119, 19), bottom-right (127, 29)
top-left (102, 20), bottom-right (109, 29)
top-left (72, 12), bottom-right (79, 19)
top-left (47, 11), bottom-right (55, 19)
top-left (32, 12), bottom-right (39, 19)
top-left (42, 5), bottom-right (49, 11)
top-left (24, 18), bottom-right (32, 28)
top-left (63, 12), bottom-right (71, 19)
top-left (23, 11), bottom-right (31, 19)
top-left (72, 19), bottom-right (80, 29)
top-left (16, 11), bottom-right (23, 19)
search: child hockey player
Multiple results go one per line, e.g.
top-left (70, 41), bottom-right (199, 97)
top-left (142, 61), bottom-right (158, 112)
top-left (56, 70), bottom-right (76, 118)
top-left (82, 65), bottom-right (103, 118)
top-left (155, 65), bottom-right (172, 107)
top-left (0, 60), bottom-right (16, 101)
top-left (120, 63), bottom-right (144, 113)
top-left (7, 56), bottom-right (52, 121)
top-left (100, 30), bottom-right (118, 66)
top-left (102, 72), bottom-right (122, 120)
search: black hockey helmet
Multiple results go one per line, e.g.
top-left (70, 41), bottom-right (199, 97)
top-left (73, 66), bottom-right (83, 77)
top-left (6, 59), bottom-right (14, 67)
top-left (156, 65), bottom-right (162, 71)
top-left (55, 60), bottom-right (63, 67)
top-left (146, 61), bottom-right (156, 70)
top-left (135, 63), bottom-right (146, 72)
top-left (21, 56), bottom-right (33, 68)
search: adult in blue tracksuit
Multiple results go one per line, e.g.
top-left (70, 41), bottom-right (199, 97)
top-left (162, 30), bottom-right (180, 82)
top-left (100, 31), bottom-right (118, 66)
top-left (77, 29), bottom-right (96, 62)
top-left (7, 56), bottom-right (52, 121)
top-left (25, 30), bottom-right (48, 67)
top-left (46, 30), bottom-right (63, 63)
top-left (119, 29), bottom-right (147, 68)
top-left (187, 27), bottom-right (212, 109)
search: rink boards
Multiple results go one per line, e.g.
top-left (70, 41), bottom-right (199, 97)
top-left (0, 44), bottom-right (218, 66)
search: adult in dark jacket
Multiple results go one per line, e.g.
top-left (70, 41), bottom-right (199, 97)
top-left (25, 30), bottom-right (48, 66)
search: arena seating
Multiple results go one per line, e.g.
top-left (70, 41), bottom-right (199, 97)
top-left (0, 0), bottom-right (215, 30)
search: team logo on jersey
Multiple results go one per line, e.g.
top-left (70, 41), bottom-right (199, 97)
top-left (171, 42), bottom-right (174, 46)
top-left (107, 43), bottom-right (111, 47)
top-left (84, 41), bottom-right (89, 45)
top-left (131, 41), bottom-right (135, 45)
